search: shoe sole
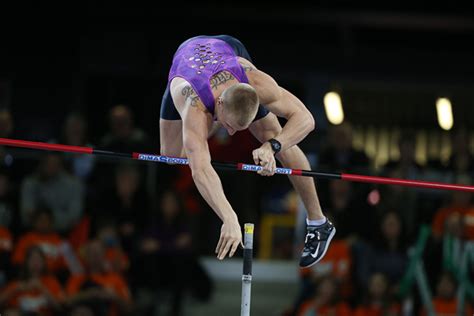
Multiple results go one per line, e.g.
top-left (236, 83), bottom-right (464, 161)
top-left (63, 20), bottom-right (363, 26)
top-left (301, 227), bottom-right (336, 268)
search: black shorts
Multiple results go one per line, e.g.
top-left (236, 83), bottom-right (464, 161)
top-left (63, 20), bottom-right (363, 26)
top-left (160, 35), bottom-right (270, 121)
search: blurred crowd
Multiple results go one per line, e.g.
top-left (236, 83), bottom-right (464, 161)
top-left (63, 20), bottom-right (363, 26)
top-left (0, 107), bottom-right (213, 316)
top-left (286, 123), bottom-right (474, 316)
top-left (0, 106), bottom-right (474, 316)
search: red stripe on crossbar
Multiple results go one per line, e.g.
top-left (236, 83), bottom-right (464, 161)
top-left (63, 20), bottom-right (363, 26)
top-left (342, 173), bottom-right (474, 193)
top-left (0, 138), bottom-right (92, 155)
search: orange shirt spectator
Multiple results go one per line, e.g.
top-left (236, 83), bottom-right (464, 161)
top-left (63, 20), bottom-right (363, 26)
top-left (12, 232), bottom-right (67, 272)
top-left (353, 273), bottom-right (401, 316)
top-left (432, 186), bottom-right (474, 240)
top-left (297, 300), bottom-right (352, 316)
top-left (420, 298), bottom-right (473, 316)
top-left (0, 226), bottom-right (12, 253)
top-left (432, 205), bottom-right (474, 239)
top-left (1, 276), bottom-right (64, 315)
top-left (68, 215), bottom-right (91, 251)
top-left (304, 239), bottom-right (351, 279)
top-left (0, 246), bottom-right (64, 316)
top-left (0, 226), bottom-right (13, 289)
top-left (301, 239), bottom-right (352, 297)
top-left (297, 275), bottom-right (352, 316)
top-left (76, 244), bottom-right (129, 275)
top-left (66, 240), bottom-right (131, 316)
top-left (11, 208), bottom-right (75, 274)
top-left (354, 304), bottom-right (400, 316)
top-left (95, 219), bottom-right (129, 273)
top-left (104, 248), bottom-right (129, 273)
top-left (421, 271), bottom-right (473, 316)
top-left (66, 272), bottom-right (130, 302)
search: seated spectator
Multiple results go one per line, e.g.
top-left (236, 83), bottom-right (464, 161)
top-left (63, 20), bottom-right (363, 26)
top-left (135, 190), bottom-right (212, 315)
top-left (95, 219), bottom-right (129, 274)
top-left (69, 304), bottom-right (96, 316)
top-left (296, 275), bottom-right (352, 316)
top-left (0, 170), bottom-right (17, 233)
top-left (11, 208), bottom-right (82, 278)
top-left (353, 211), bottom-right (407, 291)
top-left (97, 163), bottom-right (149, 253)
top-left (0, 246), bottom-right (64, 315)
top-left (324, 180), bottom-right (375, 240)
top-left (66, 240), bottom-right (132, 316)
top-left (96, 105), bottom-right (152, 198)
top-left (56, 112), bottom-right (96, 182)
top-left (0, 108), bottom-right (13, 140)
top-left (432, 174), bottom-right (474, 240)
top-left (68, 215), bottom-right (92, 253)
top-left (0, 224), bottom-right (12, 287)
top-left (100, 104), bottom-right (151, 153)
top-left (0, 110), bottom-right (31, 192)
top-left (380, 131), bottom-right (421, 238)
top-left (20, 153), bottom-right (84, 233)
top-left (420, 271), bottom-right (473, 316)
top-left (3, 308), bottom-right (22, 316)
top-left (0, 170), bottom-right (14, 285)
top-left (354, 273), bottom-right (400, 316)
top-left (318, 122), bottom-right (370, 172)
top-left (424, 210), bottom-right (464, 289)
top-left (384, 130), bottom-right (422, 176)
top-left (446, 128), bottom-right (474, 174)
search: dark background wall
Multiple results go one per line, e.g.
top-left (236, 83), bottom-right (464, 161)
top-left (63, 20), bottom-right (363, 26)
top-left (1, 2), bottom-right (474, 143)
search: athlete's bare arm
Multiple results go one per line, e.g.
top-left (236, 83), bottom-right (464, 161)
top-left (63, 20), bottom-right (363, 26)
top-left (239, 58), bottom-right (315, 150)
top-left (170, 78), bottom-right (242, 260)
top-left (238, 58), bottom-right (315, 175)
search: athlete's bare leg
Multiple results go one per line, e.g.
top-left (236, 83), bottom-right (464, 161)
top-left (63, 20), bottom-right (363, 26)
top-left (160, 119), bottom-right (184, 156)
top-left (160, 119), bottom-right (221, 156)
top-left (249, 113), bottom-right (324, 220)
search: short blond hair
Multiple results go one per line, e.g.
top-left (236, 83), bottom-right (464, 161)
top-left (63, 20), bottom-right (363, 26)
top-left (222, 83), bottom-right (259, 127)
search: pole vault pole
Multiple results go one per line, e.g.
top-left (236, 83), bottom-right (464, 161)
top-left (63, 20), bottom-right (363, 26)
top-left (0, 137), bottom-right (473, 193)
top-left (241, 223), bottom-right (254, 316)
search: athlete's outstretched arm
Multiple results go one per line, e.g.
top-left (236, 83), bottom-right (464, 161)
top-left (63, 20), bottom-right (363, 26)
top-left (181, 103), bottom-right (242, 260)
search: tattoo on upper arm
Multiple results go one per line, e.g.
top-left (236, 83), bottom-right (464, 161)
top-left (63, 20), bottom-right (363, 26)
top-left (181, 86), bottom-right (200, 107)
top-left (210, 72), bottom-right (235, 90)
top-left (243, 65), bottom-right (254, 72)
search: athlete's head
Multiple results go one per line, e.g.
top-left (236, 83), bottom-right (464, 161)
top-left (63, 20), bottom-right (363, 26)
top-left (216, 83), bottom-right (259, 135)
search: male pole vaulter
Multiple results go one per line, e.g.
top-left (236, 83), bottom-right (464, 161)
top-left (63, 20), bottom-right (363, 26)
top-left (159, 35), bottom-right (335, 267)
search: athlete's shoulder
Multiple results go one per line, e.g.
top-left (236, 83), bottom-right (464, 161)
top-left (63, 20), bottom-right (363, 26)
top-left (237, 57), bottom-right (268, 88)
top-left (170, 78), bottom-right (208, 114)
top-left (238, 57), bottom-right (257, 73)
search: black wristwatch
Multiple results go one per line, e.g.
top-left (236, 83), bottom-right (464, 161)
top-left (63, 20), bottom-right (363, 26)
top-left (268, 138), bottom-right (282, 154)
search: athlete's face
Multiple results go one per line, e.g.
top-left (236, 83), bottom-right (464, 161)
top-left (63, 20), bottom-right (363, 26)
top-left (217, 97), bottom-right (249, 135)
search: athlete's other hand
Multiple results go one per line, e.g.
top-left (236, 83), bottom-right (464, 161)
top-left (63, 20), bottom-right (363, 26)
top-left (253, 142), bottom-right (276, 176)
top-left (216, 219), bottom-right (242, 260)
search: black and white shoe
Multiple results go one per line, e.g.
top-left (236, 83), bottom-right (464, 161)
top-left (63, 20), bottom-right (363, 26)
top-left (299, 220), bottom-right (336, 268)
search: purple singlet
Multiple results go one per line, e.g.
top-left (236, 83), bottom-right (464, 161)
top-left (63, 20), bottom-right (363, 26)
top-left (168, 36), bottom-right (249, 114)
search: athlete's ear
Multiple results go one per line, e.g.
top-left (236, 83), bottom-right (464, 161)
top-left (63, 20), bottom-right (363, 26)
top-left (217, 97), bottom-right (224, 106)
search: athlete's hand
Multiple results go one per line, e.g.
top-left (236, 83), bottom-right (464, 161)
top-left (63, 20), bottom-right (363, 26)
top-left (216, 219), bottom-right (242, 260)
top-left (252, 142), bottom-right (276, 176)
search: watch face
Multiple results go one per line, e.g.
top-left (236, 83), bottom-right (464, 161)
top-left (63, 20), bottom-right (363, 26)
top-left (271, 140), bottom-right (281, 152)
